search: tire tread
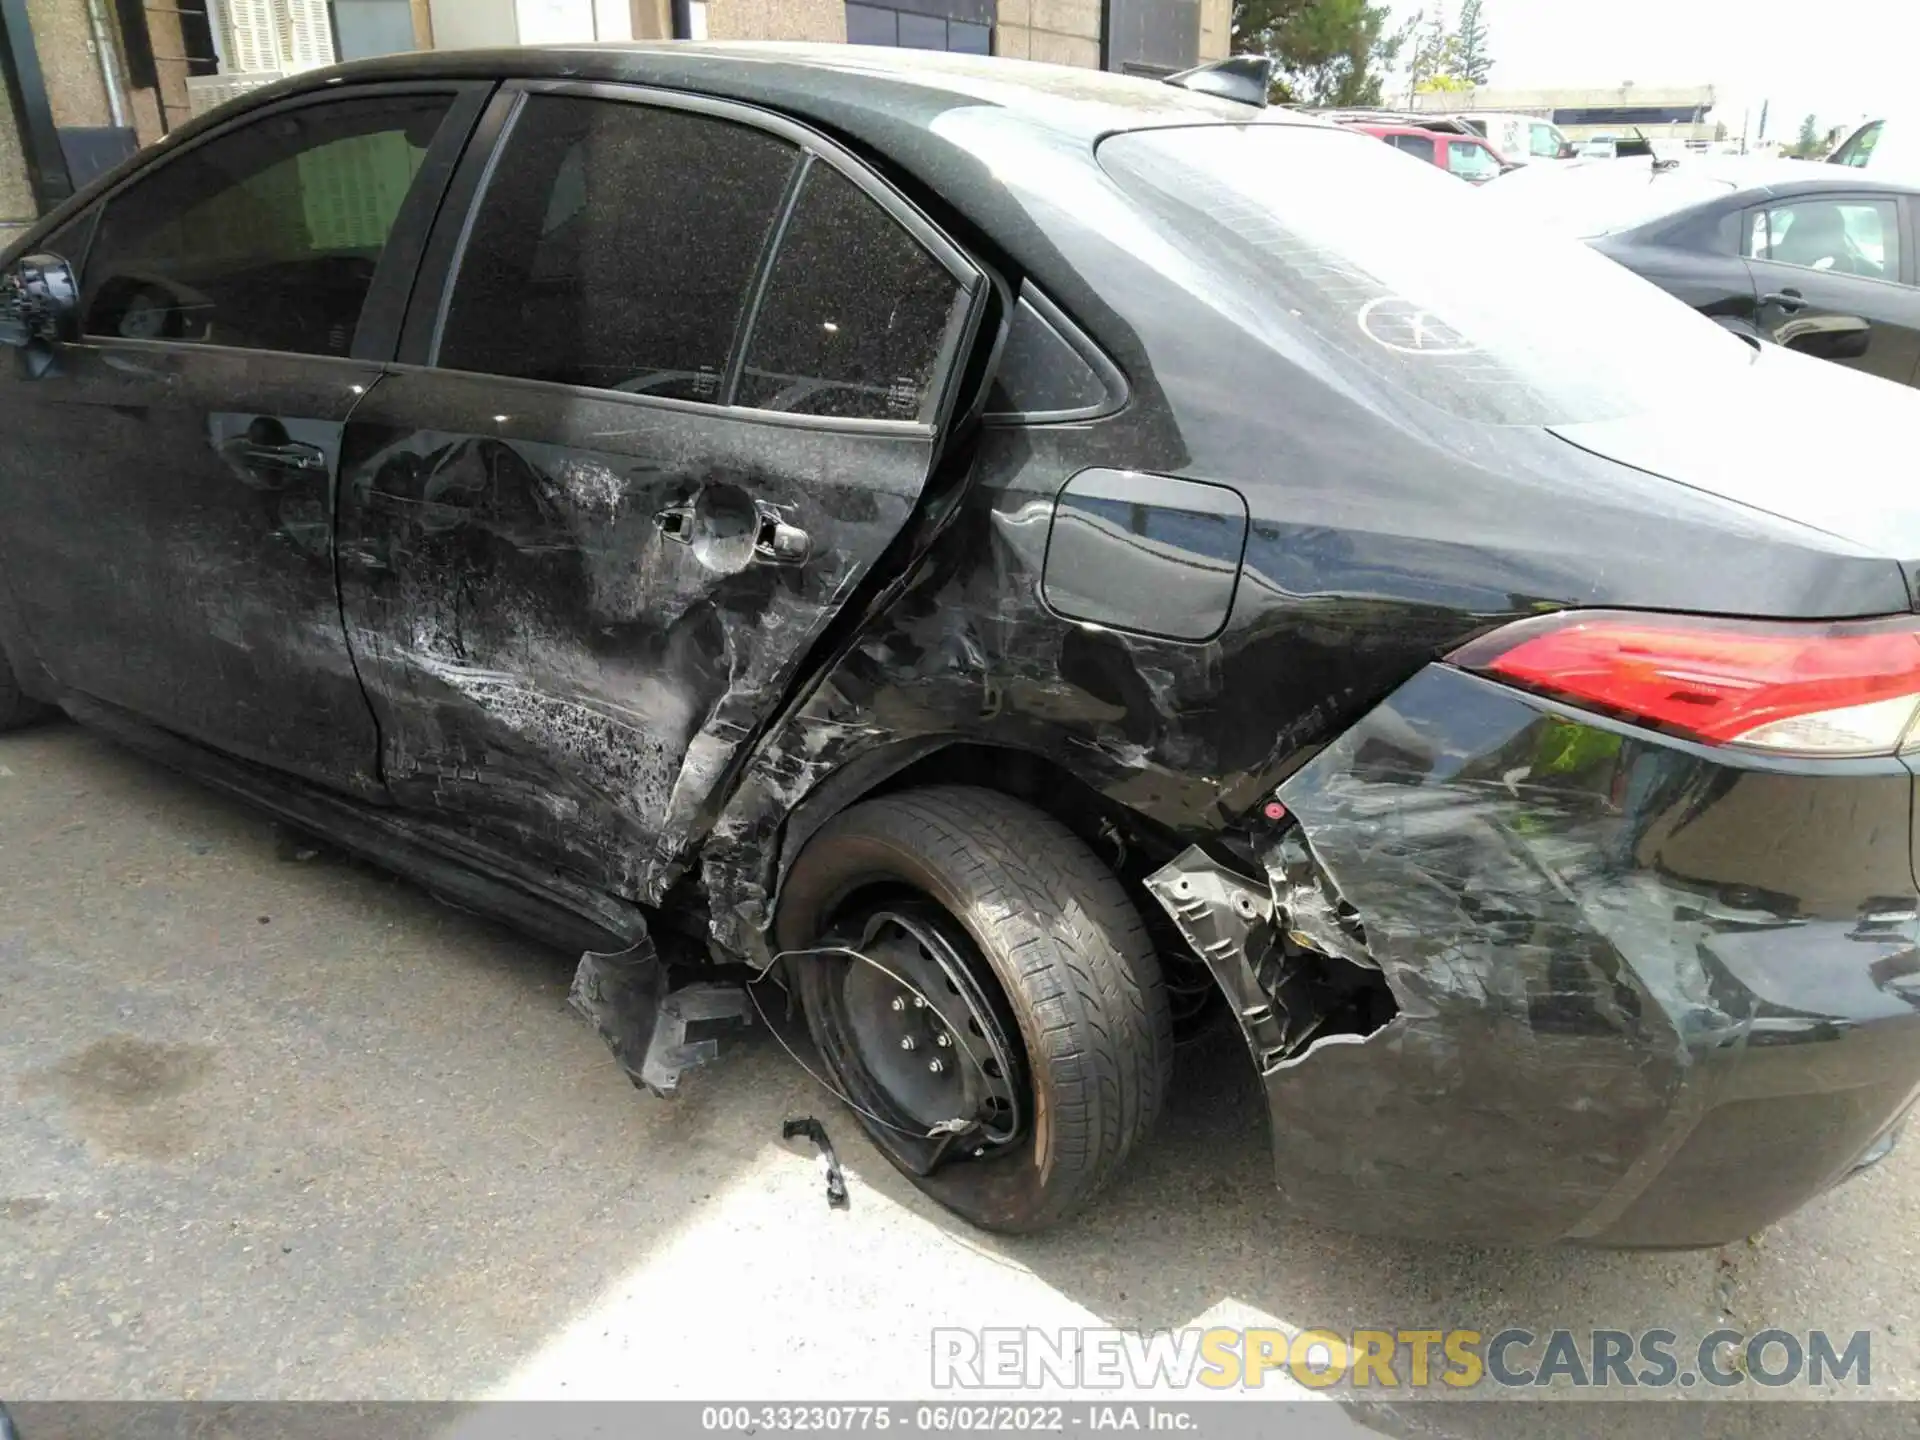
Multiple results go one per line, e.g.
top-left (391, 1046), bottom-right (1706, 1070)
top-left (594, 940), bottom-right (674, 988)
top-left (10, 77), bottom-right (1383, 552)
top-left (802, 784), bottom-right (1173, 1227)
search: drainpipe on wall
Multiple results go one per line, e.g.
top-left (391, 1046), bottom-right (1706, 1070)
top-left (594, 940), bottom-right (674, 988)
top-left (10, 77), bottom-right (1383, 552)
top-left (670, 0), bottom-right (692, 39)
top-left (86, 0), bottom-right (130, 128)
top-left (0, 0), bottom-right (75, 211)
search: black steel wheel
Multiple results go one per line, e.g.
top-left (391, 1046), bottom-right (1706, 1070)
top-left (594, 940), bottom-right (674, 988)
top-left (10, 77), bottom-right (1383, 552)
top-left (780, 785), bottom-right (1173, 1233)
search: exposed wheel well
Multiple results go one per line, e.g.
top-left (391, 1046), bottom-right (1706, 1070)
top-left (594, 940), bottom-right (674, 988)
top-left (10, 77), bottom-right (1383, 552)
top-left (784, 742), bottom-right (1220, 1035)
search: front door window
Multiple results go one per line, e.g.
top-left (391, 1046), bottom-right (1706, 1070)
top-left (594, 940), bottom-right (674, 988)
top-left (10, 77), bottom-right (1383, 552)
top-left (80, 95), bottom-right (451, 355)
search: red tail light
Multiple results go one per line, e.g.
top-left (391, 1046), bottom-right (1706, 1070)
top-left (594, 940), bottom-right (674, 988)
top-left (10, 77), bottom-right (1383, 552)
top-left (1450, 611), bottom-right (1920, 757)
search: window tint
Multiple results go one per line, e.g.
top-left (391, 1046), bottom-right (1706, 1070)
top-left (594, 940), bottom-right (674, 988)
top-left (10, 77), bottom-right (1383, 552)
top-left (1662, 203), bottom-right (1741, 256)
top-left (81, 95), bottom-right (450, 354)
top-left (737, 162), bottom-right (963, 421)
top-left (1749, 198), bottom-right (1901, 282)
top-left (1447, 141), bottom-right (1500, 179)
top-left (1388, 133), bottom-right (1436, 164)
top-left (438, 96), bottom-right (799, 398)
top-left (983, 292), bottom-right (1119, 420)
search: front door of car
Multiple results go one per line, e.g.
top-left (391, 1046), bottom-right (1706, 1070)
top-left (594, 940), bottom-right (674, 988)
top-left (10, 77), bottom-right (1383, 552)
top-left (1744, 194), bottom-right (1920, 385)
top-left (0, 85), bottom-right (485, 796)
top-left (336, 86), bottom-right (985, 900)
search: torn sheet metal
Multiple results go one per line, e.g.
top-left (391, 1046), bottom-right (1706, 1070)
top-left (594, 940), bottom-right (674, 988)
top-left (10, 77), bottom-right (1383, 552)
top-left (696, 427), bottom-right (1483, 967)
top-left (334, 371), bottom-right (933, 908)
top-left (1150, 663), bottom-right (1920, 1247)
top-left (569, 941), bottom-right (753, 1098)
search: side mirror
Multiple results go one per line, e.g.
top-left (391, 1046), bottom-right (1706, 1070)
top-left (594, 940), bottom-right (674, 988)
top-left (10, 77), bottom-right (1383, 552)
top-left (0, 252), bottom-right (79, 349)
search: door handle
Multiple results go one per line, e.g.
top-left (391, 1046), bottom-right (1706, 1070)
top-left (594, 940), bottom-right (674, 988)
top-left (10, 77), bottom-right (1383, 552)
top-left (655, 500), bottom-right (808, 564)
top-left (754, 514), bottom-right (810, 565)
top-left (240, 439), bottom-right (328, 472)
top-left (655, 504), bottom-right (694, 543)
top-left (1761, 290), bottom-right (1810, 313)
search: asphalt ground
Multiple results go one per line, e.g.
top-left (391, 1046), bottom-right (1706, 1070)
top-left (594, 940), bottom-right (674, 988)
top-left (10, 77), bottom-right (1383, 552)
top-left (4, 720), bottom-right (1918, 1436)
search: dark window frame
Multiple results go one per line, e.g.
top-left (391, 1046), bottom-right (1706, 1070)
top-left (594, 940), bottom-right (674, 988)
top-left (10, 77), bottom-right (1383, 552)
top-left (46, 81), bottom-right (488, 364)
top-left (1387, 132), bottom-right (1436, 164)
top-left (408, 79), bottom-right (984, 435)
top-left (432, 91), bottom-right (805, 402)
top-left (1741, 192), bottom-right (1915, 290)
top-left (980, 282), bottom-right (1128, 425)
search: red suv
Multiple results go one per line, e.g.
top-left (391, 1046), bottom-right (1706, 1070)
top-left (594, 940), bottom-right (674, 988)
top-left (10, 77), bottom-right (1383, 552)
top-left (1347, 122), bottom-right (1512, 183)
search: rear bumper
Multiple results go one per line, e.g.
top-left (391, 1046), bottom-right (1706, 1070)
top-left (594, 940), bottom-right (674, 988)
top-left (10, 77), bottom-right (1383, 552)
top-left (1149, 664), bottom-right (1920, 1248)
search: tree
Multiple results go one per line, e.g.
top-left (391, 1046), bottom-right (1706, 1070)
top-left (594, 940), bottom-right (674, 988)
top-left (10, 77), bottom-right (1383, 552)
top-left (1787, 113), bottom-right (1822, 158)
top-left (1405, 7), bottom-right (1462, 97)
top-left (1453, 0), bottom-right (1492, 85)
top-left (1233, 0), bottom-right (1406, 107)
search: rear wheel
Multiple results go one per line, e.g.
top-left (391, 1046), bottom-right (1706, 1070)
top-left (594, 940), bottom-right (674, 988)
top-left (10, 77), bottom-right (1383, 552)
top-left (778, 785), bottom-right (1173, 1233)
top-left (0, 650), bottom-right (49, 731)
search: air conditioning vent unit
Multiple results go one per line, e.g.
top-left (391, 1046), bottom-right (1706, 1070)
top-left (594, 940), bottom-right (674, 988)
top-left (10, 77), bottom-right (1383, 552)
top-left (186, 70), bottom-right (285, 117)
top-left (217, 0), bottom-right (336, 75)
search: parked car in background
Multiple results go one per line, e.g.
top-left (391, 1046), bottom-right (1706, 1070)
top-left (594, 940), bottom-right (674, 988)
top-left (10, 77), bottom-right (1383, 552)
top-left (1341, 119), bottom-right (1512, 182)
top-left (1451, 110), bottom-right (1575, 165)
top-left (9, 46), bottom-right (1920, 1252)
top-left (1830, 116), bottom-right (1920, 180)
top-left (1486, 158), bottom-right (1920, 386)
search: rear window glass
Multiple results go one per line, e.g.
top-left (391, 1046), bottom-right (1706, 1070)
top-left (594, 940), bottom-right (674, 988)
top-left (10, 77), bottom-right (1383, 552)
top-left (1097, 125), bottom-right (1756, 427)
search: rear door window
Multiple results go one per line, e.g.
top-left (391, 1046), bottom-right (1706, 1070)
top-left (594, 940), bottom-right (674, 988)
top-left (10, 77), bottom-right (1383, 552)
top-left (80, 94), bottom-right (453, 355)
top-left (735, 162), bottom-right (966, 421)
top-left (1747, 197), bottom-right (1902, 283)
top-left (436, 95), bottom-right (800, 398)
top-left (1388, 133), bottom-right (1436, 164)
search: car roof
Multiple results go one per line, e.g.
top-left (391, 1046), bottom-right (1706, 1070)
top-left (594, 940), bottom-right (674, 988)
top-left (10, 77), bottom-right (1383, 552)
top-left (1716, 157), bottom-right (1919, 197)
top-left (248, 41), bottom-right (1313, 146)
top-left (57, 42), bottom-right (1356, 377)
top-left (1610, 155), bottom-right (1917, 200)
top-left (1485, 153), bottom-right (1920, 238)
top-left (1350, 122), bottom-right (1451, 138)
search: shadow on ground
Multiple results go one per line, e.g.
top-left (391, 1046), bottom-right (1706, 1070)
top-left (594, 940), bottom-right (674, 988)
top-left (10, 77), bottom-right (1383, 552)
top-left (2, 723), bottom-right (1913, 1435)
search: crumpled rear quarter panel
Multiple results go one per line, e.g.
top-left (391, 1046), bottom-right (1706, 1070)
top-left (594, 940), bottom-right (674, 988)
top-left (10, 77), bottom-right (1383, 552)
top-left (1246, 664), bottom-right (1920, 1246)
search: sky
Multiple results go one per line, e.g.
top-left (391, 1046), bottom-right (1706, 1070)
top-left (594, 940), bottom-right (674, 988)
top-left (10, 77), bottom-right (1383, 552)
top-left (1382, 0), bottom-right (1918, 142)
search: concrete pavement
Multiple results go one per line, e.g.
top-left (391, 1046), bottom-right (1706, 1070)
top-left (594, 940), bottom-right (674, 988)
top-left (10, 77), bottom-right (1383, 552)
top-left (3, 721), bottom-right (1917, 1431)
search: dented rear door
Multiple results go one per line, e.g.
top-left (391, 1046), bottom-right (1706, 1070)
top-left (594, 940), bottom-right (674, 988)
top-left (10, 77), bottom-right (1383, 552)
top-left (336, 84), bottom-right (985, 901)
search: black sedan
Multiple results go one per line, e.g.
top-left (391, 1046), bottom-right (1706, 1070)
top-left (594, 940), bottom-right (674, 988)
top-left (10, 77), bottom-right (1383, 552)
top-left (5, 45), bottom-right (1920, 1247)
top-left (1489, 158), bottom-right (1920, 383)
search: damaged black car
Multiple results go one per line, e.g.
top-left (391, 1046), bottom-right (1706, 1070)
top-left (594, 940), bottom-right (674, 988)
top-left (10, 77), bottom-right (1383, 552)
top-left (5, 43), bottom-right (1920, 1248)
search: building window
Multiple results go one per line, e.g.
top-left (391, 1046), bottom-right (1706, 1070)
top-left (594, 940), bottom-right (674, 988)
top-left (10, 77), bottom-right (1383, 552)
top-left (846, 3), bottom-right (991, 53)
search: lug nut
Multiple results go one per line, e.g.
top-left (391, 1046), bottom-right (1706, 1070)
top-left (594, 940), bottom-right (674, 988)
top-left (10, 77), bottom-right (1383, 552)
top-left (927, 1058), bottom-right (945, 1075)
top-left (890, 997), bottom-right (906, 1012)
top-left (913, 996), bottom-right (927, 1009)
top-left (899, 1036), bottom-right (916, 1051)
top-left (935, 1032), bottom-right (952, 1048)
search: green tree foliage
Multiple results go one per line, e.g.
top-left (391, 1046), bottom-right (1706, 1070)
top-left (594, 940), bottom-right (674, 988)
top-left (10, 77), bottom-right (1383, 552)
top-left (1453, 0), bottom-right (1492, 84)
top-left (1787, 113), bottom-right (1823, 158)
top-left (1233, 0), bottom-right (1408, 106)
